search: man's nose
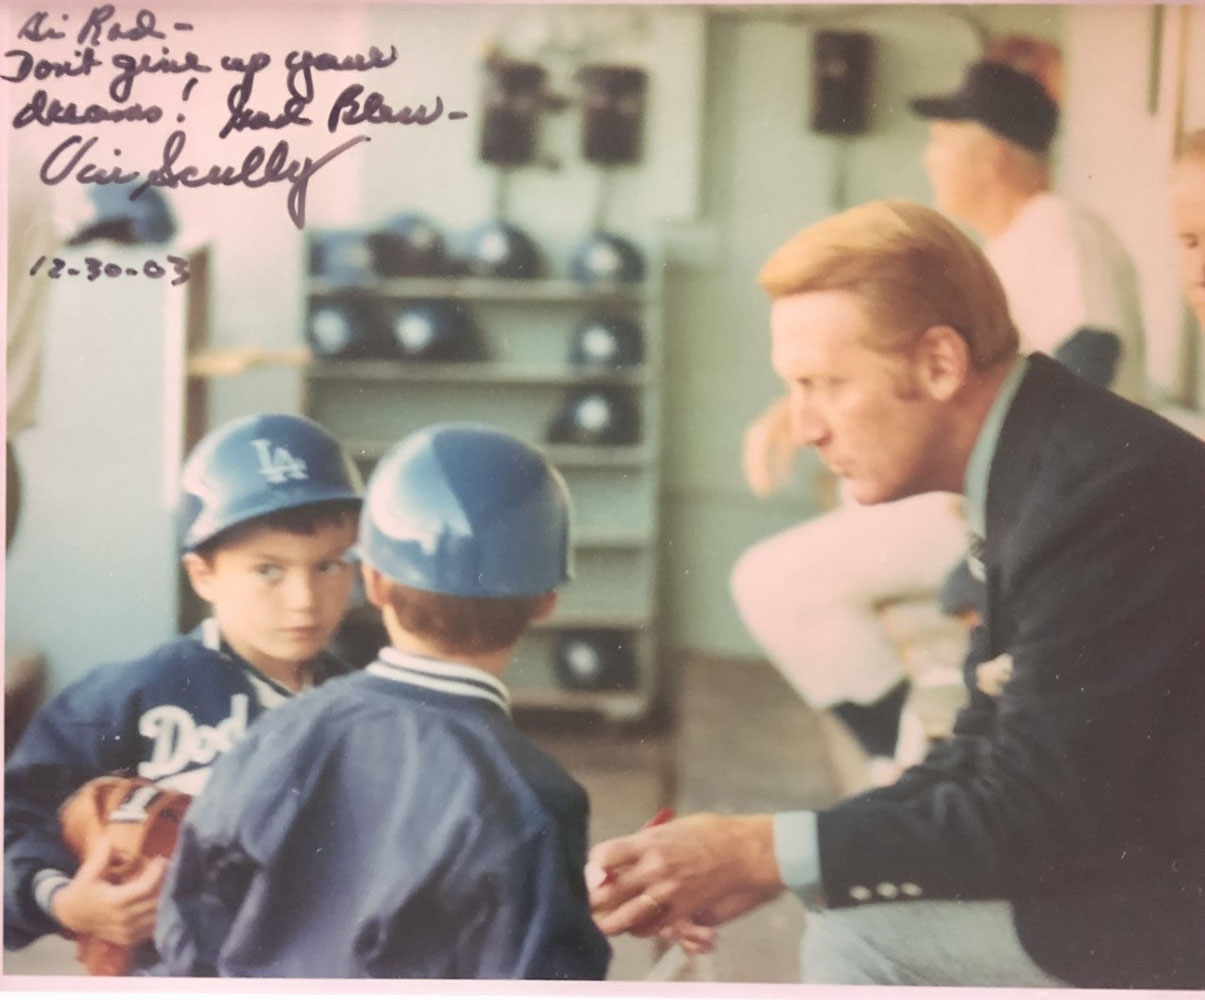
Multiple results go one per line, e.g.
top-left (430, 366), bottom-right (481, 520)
top-left (790, 399), bottom-right (828, 447)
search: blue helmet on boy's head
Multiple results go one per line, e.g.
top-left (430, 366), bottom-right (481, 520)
top-left (180, 414), bottom-right (362, 551)
top-left (359, 424), bottom-right (573, 597)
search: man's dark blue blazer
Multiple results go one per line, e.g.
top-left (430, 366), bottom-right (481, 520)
top-left (815, 354), bottom-right (1205, 988)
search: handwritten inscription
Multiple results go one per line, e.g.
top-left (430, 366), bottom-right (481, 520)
top-left (3, 7), bottom-right (469, 230)
top-left (30, 253), bottom-right (192, 285)
top-left (40, 129), bottom-right (372, 229)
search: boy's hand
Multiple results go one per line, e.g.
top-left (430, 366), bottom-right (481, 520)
top-left (50, 836), bottom-right (168, 945)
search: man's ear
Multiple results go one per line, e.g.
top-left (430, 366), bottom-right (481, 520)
top-left (916, 324), bottom-right (970, 402)
top-left (182, 552), bottom-right (215, 603)
top-left (361, 563), bottom-right (389, 608)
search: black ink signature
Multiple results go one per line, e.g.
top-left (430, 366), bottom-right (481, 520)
top-left (40, 130), bottom-right (371, 230)
top-left (327, 84), bottom-right (467, 131)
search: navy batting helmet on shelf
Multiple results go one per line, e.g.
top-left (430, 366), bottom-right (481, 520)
top-left (307, 299), bottom-right (389, 359)
top-left (179, 413), bottom-right (362, 552)
top-left (388, 301), bottom-right (487, 362)
top-left (569, 314), bottom-right (644, 369)
top-left (369, 213), bottom-right (450, 277)
top-left (308, 229), bottom-right (376, 284)
top-left (66, 182), bottom-right (176, 246)
top-left (547, 386), bottom-right (641, 446)
top-left (358, 423), bottom-right (573, 597)
top-left (553, 629), bottom-right (638, 691)
top-left (569, 230), bottom-right (645, 285)
top-left (460, 220), bottom-right (544, 280)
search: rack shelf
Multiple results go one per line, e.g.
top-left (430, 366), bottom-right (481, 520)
top-left (307, 359), bottom-right (649, 386)
top-left (309, 277), bottom-right (651, 305)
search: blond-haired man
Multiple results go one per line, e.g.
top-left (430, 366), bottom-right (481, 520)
top-left (729, 59), bottom-right (1150, 772)
top-left (589, 200), bottom-right (1205, 989)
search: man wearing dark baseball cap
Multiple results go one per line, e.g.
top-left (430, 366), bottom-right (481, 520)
top-left (910, 56), bottom-right (1148, 622)
top-left (908, 59), bottom-right (1145, 403)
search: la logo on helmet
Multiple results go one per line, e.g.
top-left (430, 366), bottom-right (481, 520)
top-left (250, 439), bottom-right (309, 485)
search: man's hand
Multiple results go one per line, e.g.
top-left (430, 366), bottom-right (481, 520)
top-left (50, 836), bottom-right (168, 946)
top-left (742, 396), bottom-right (796, 498)
top-left (587, 812), bottom-right (784, 937)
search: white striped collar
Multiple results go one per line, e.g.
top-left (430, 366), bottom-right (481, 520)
top-left (367, 646), bottom-right (511, 716)
top-left (200, 616), bottom-right (223, 652)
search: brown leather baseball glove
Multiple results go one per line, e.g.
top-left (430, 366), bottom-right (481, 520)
top-left (58, 775), bottom-right (192, 975)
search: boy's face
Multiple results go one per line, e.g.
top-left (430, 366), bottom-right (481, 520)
top-left (184, 517), bottom-right (358, 685)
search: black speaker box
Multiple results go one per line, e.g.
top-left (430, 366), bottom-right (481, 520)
top-left (480, 59), bottom-right (547, 165)
top-left (811, 31), bottom-right (874, 135)
top-left (578, 64), bottom-right (647, 165)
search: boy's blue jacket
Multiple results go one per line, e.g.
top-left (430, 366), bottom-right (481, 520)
top-left (4, 621), bottom-right (350, 950)
top-left (155, 648), bottom-right (612, 979)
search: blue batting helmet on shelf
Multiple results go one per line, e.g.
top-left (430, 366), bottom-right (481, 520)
top-left (179, 413), bottom-right (363, 552)
top-left (66, 182), bottom-right (176, 246)
top-left (388, 301), bottom-right (487, 362)
top-left (308, 229), bottom-right (376, 284)
top-left (369, 212), bottom-right (450, 277)
top-left (569, 230), bottom-right (645, 285)
top-left (307, 299), bottom-right (389, 359)
top-left (460, 220), bottom-right (544, 279)
top-left (359, 423), bottom-right (573, 597)
top-left (553, 629), bottom-right (638, 691)
top-left (569, 314), bottom-right (644, 368)
top-left (547, 386), bottom-right (641, 446)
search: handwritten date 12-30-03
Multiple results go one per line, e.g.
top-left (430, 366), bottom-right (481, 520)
top-left (30, 255), bottom-right (192, 285)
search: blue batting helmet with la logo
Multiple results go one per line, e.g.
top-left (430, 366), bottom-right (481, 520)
top-left (179, 413), bottom-right (362, 551)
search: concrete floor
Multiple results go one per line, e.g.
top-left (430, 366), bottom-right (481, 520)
top-left (3, 654), bottom-right (841, 983)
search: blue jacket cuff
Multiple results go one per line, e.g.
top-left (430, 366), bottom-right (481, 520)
top-left (773, 810), bottom-right (824, 908)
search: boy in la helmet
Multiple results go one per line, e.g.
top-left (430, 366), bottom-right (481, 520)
top-left (4, 414), bottom-right (362, 969)
top-left (155, 423), bottom-right (612, 979)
